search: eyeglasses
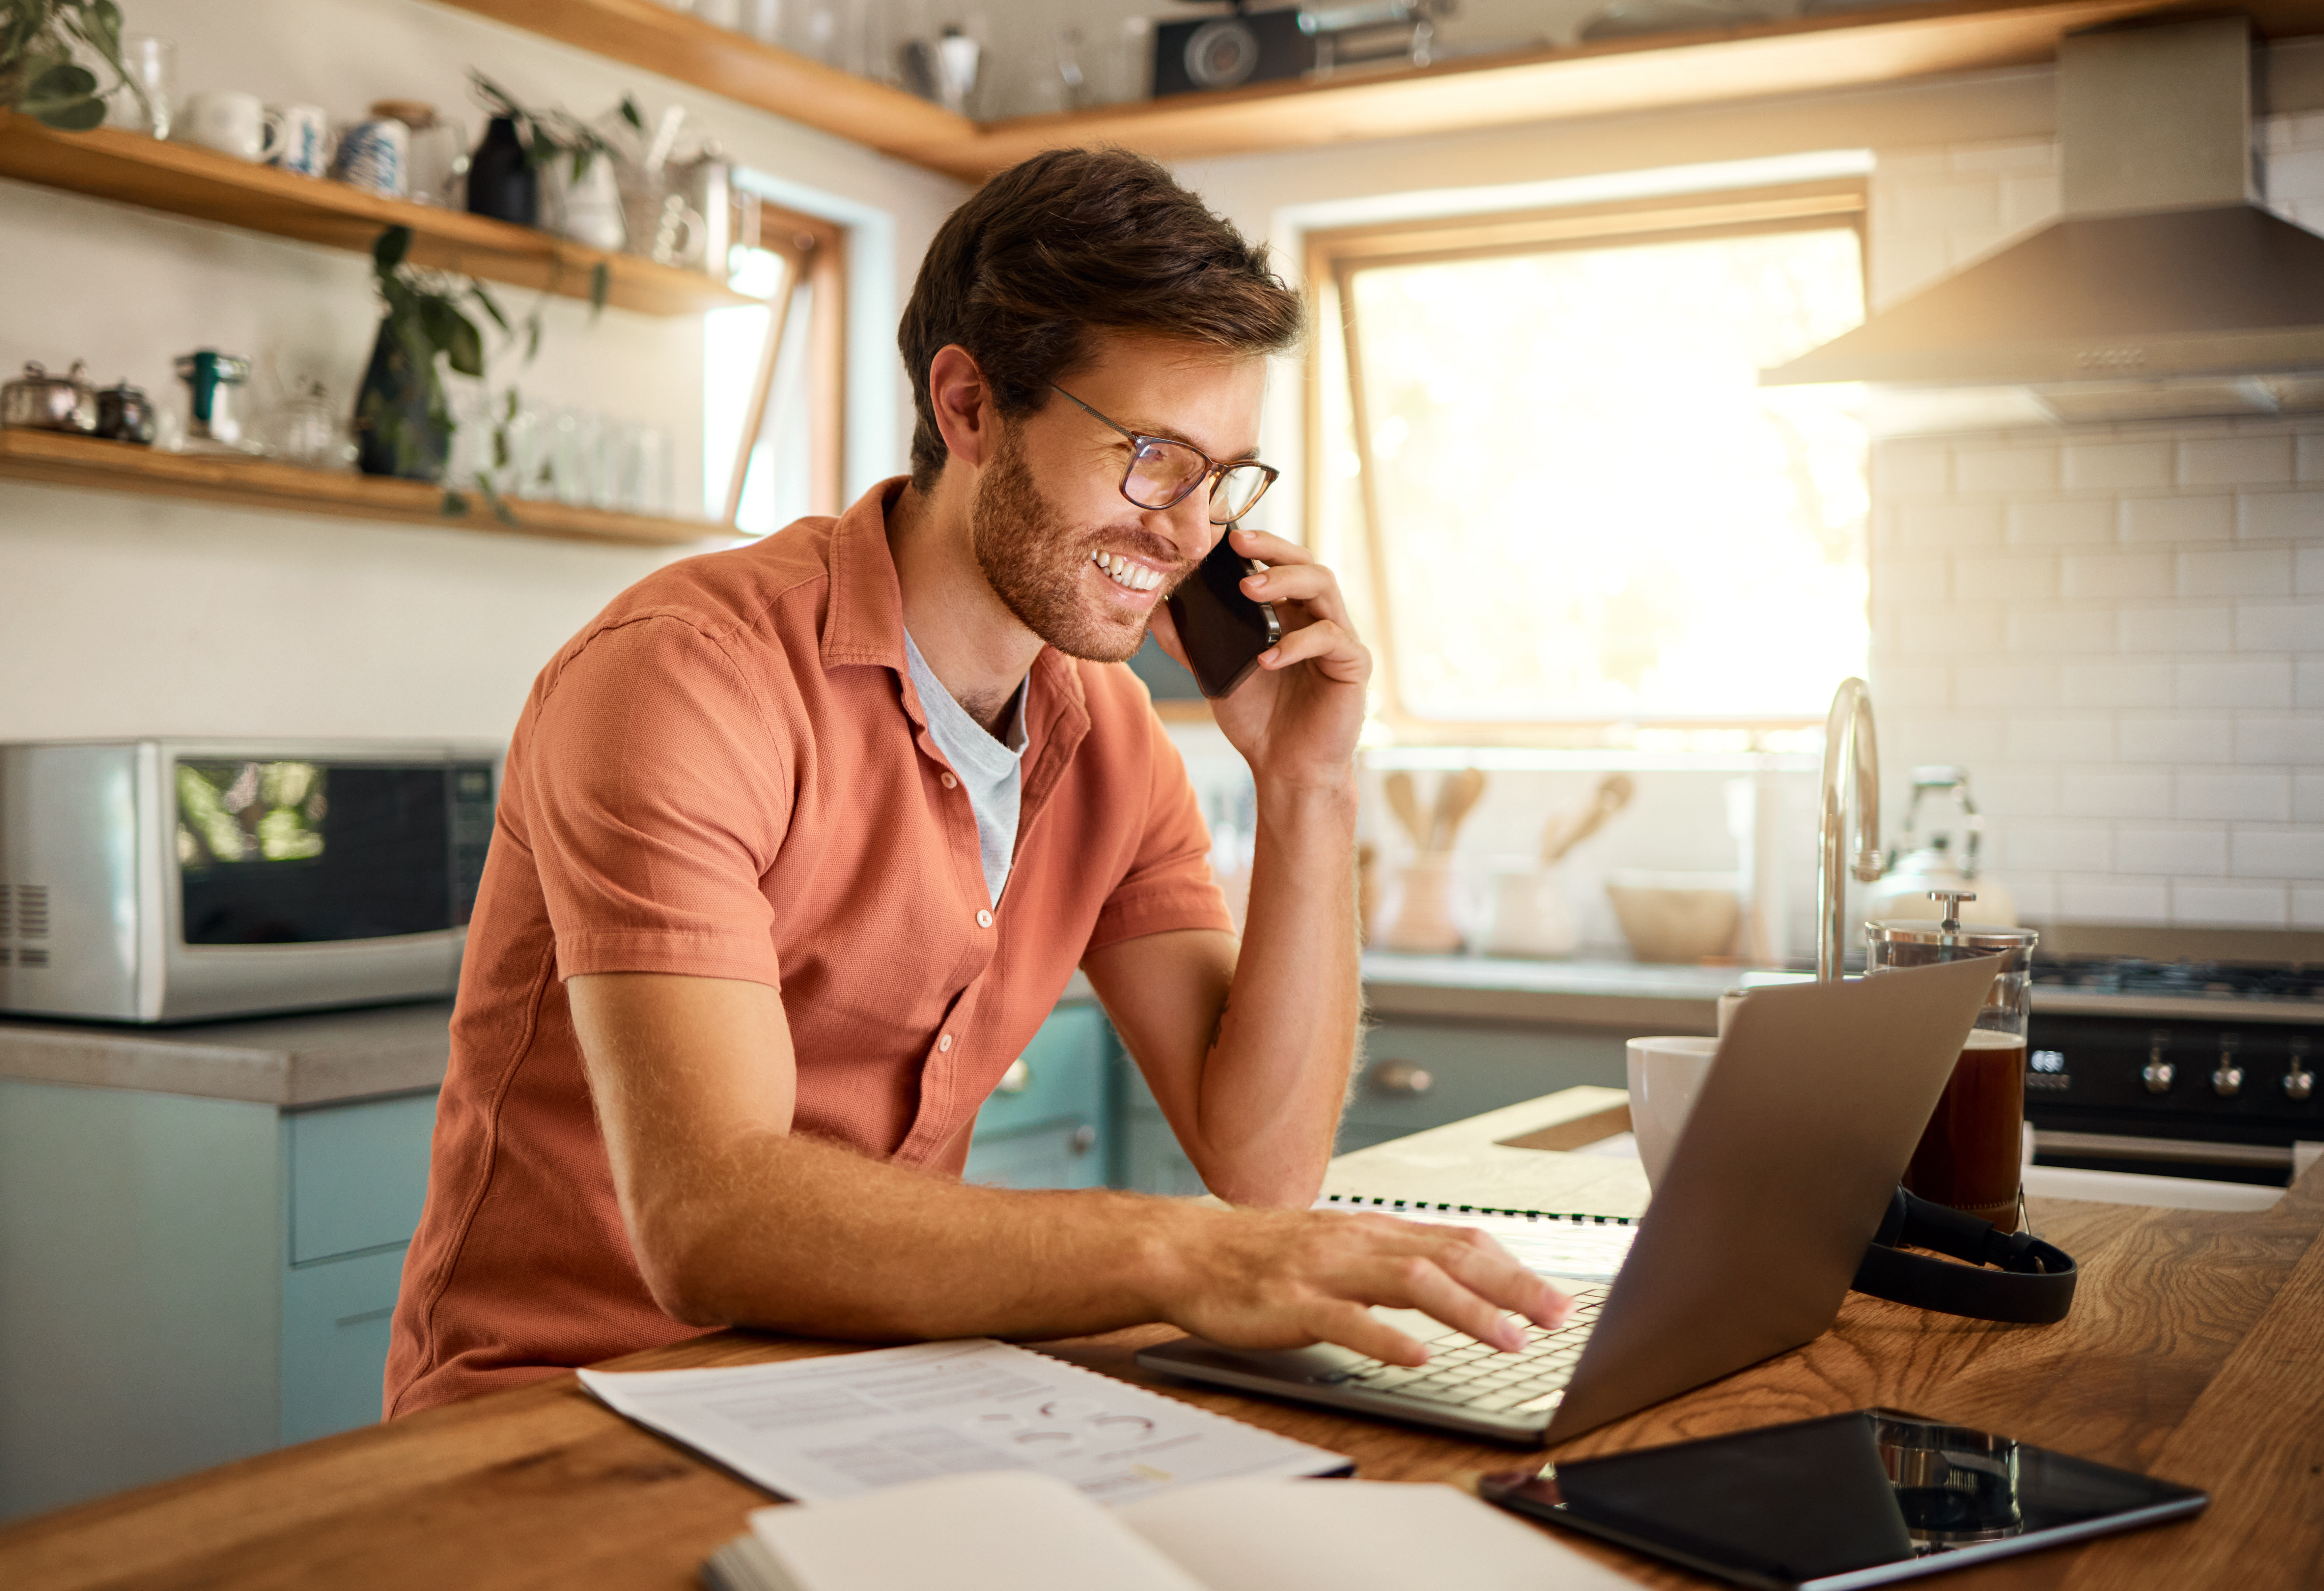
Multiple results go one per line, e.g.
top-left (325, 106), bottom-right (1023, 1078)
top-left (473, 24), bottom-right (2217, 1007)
top-left (1050, 384), bottom-right (1278, 525)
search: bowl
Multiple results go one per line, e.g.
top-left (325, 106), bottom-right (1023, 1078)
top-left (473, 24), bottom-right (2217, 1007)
top-left (1606, 871), bottom-right (1743, 963)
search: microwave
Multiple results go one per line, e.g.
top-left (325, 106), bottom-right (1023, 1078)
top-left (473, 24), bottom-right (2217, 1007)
top-left (0, 740), bottom-right (498, 1023)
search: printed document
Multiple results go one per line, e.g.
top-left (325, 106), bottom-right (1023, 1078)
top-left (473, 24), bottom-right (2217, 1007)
top-left (580, 1339), bottom-right (1347, 1507)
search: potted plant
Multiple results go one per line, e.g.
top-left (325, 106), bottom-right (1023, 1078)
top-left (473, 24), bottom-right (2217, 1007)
top-left (356, 223), bottom-right (606, 521)
top-left (1, 0), bottom-right (140, 129)
top-left (468, 72), bottom-right (642, 250)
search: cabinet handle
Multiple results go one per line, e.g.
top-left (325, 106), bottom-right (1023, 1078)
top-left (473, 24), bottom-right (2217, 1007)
top-left (997, 1059), bottom-right (1032, 1094)
top-left (1369, 1060), bottom-right (1434, 1097)
top-left (1070, 1124), bottom-right (1097, 1156)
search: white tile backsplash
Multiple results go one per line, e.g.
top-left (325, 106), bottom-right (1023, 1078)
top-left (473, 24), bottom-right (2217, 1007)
top-left (2237, 490), bottom-right (2324, 540)
top-left (2178, 548), bottom-right (2295, 597)
top-left (2176, 660), bottom-right (2294, 710)
top-left (2008, 499), bottom-right (2115, 546)
top-left (2116, 826), bottom-right (2229, 874)
top-left (2117, 718), bottom-right (2235, 763)
top-left (2061, 553), bottom-right (2175, 600)
top-left (2171, 883), bottom-right (2290, 925)
top-left (2178, 436), bottom-right (2294, 488)
top-left (2117, 606), bottom-right (2232, 653)
top-left (2063, 441), bottom-right (2173, 491)
top-left (2123, 495), bottom-right (2233, 544)
top-left (2232, 829), bottom-right (2324, 879)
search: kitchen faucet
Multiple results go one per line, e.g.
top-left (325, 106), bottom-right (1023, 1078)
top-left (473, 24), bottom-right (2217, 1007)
top-left (1818, 677), bottom-right (1884, 982)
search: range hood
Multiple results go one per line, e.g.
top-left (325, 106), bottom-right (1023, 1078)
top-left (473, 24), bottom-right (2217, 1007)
top-left (1765, 16), bottom-right (2324, 426)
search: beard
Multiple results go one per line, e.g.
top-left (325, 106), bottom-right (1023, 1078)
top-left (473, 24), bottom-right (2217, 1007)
top-left (968, 425), bottom-right (1183, 665)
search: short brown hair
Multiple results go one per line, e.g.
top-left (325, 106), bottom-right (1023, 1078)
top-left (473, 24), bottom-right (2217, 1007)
top-left (898, 147), bottom-right (1305, 491)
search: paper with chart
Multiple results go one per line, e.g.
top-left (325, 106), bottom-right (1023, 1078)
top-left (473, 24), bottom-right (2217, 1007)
top-left (580, 1339), bottom-right (1348, 1507)
top-left (1316, 1198), bottom-right (1639, 1284)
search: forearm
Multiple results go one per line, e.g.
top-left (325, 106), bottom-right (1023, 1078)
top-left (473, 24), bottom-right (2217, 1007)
top-left (641, 1128), bottom-right (1209, 1340)
top-left (1194, 776), bottom-right (1362, 1206)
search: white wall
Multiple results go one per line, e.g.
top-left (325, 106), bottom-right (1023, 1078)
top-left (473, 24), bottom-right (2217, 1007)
top-left (0, 0), bottom-right (963, 744)
top-left (1867, 124), bottom-right (2324, 931)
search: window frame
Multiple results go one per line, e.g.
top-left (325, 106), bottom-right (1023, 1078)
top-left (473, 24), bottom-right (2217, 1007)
top-left (723, 203), bottom-right (851, 528)
top-left (1304, 178), bottom-right (1870, 747)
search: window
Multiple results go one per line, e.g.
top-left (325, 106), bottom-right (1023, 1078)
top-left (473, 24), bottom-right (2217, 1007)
top-left (704, 206), bottom-right (849, 533)
top-left (1312, 182), bottom-right (1870, 742)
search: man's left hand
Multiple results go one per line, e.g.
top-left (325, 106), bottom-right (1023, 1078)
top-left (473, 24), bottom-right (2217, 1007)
top-left (1149, 525), bottom-right (1369, 787)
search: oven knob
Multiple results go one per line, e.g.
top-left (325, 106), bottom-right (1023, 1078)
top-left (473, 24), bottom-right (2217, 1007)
top-left (2212, 1037), bottom-right (2242, 1097)
top-left (2143, 1032), bottom-right (2173, 1094)
top-left (2289, 1065), bottom-right (2317, 1103)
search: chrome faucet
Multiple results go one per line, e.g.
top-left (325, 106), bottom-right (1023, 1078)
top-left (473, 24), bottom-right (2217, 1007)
top-left (1818, 677), bottom-right (1884, 982)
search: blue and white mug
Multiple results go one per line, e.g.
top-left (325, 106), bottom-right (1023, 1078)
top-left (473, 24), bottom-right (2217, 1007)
top-left (268, 102), bottom-right (332, 179)
top-left (332, 115), bottom-right (408, 199)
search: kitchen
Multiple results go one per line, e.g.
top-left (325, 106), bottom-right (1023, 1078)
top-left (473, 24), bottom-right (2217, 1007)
top-left (0, 0), bottom-right (2319, 1585)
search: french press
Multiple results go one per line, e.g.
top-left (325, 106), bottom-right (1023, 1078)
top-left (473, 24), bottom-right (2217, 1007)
top-left (1867, 890), bottom-right (2039, 1233)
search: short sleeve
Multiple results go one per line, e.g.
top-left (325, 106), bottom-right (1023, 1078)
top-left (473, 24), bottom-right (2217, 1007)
top-left (525, 615), bottom-right (793, 987)
top-left (1085, 706), bottom-right (1234, 952)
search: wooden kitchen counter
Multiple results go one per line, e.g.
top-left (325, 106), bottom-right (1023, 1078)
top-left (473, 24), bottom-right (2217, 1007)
top-left (3, 1088), bottom-right (2319, 1590)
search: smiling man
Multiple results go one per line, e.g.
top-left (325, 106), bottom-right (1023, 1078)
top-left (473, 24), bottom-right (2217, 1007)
top-left (384, 149), bottom-right (1566, 1417)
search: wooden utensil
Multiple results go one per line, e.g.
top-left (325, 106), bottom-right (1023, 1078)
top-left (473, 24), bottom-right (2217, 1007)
top-left (1428, 767), bottom-right (1486, 852)
top-left (1541, 772), bottom-right (1635, 865)
top-left (1383, 771), bottom-right (1430, 850)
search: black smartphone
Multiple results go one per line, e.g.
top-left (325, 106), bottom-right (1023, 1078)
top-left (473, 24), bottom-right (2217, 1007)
top-left (1163, 526), bottom-right (1281, 699)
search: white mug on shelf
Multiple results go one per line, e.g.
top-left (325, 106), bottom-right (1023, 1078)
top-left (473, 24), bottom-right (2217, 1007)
top-left (268, 103), bottom-right (332, 179)
top-left (332, 116), bottom-right (410, 199)
top-left (176, 90), bottom-right (283, 163)
top-left (1625, 1035), bottom-right (1718, 1192)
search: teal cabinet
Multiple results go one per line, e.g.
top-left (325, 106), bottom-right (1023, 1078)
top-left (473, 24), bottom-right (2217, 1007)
top-left (963, 1003), bottom-right (1111, 1190)
top-left (0, 1079), bottom-right (436, 1522)
top-left (1339, 1022), bottom-right (1629, 1148)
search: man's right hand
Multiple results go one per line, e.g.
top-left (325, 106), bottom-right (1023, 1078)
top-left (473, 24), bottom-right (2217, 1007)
top-left (1151, 1205), bottom-right (1574, 1367)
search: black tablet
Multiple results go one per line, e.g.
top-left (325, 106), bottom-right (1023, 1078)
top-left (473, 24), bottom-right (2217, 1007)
top-left (1477, 1409), bottom-right (2206, 1590)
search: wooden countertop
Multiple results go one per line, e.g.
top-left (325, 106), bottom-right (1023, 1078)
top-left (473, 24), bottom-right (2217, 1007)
top-left (3, 1089), bottom-right (2319, 1589)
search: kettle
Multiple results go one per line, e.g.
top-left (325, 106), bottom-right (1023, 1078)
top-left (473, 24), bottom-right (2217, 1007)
top-left (1862, 766), bottom-right (2017, 927)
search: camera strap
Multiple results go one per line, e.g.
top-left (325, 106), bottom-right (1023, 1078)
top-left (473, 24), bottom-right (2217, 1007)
top-left (1851, 1186), bottom-right (2078, 1324)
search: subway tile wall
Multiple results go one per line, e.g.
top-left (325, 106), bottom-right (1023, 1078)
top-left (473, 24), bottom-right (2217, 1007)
top-left (1866, 124), bottom-right (2324, 931)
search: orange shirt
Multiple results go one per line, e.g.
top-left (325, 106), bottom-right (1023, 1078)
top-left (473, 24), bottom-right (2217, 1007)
top-left (385, 480), bottom-right (1230, 1416)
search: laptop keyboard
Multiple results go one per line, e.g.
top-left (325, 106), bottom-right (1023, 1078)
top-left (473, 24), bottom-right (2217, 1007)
top-left (1320, 1286), bottom-right (1609, 1417)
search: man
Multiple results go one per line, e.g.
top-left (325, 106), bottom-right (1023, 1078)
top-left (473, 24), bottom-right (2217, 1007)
top-left (385, 149), bottom-right (1565, 1418)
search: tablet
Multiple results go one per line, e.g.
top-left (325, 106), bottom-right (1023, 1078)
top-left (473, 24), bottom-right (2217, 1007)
top-left (1477, 1409), bottom-right (2206, 1590)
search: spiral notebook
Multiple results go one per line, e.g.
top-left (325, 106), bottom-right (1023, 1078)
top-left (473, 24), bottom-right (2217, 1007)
top-left (1315, 1194), bottom-right (1639, 1285)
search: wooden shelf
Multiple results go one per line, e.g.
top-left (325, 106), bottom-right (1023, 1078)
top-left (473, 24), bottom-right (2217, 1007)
top-left (0, 115), bottom-right (753, 316)
top-left (436, 0), bottom-right (2324, 180)
top-left (0, 428), bottom-right (723, 547)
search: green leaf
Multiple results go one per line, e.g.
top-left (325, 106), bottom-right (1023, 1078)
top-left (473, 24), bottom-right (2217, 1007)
top-left (620, 95), bottom-right (645, 131)
top-left (469, 283), bottom-right (511, 337)
top-left (27, 61), bottom-right (99, 99)
top-left (29, 96), bottom-right (108, 131)
top-left (503, 387), bottom-right (522, 422)
top-left (492, 427), bottom-right (511, 470)
top-left (441, 488), bottom-right (470, 518)
top-left (524, 315), bottom-right (543, 363)
top-left (588, 261), bottom-right (610, 318)
top-left (373, 225), bottom-right (413, 275)
top-left (444, 313), bottom-right (485, 379)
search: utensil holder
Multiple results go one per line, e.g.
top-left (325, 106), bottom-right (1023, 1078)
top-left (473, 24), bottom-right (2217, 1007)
top-left (1379, 855), bottom-right (1464, 953)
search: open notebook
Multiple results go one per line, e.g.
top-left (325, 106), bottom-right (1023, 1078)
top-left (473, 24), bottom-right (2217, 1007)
top-left (702, 1470), bottom-right (1641, 1591)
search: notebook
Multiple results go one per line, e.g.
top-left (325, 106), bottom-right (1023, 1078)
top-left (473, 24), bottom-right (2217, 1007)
top-left (700, 1470), bottom-right (1642, 1591)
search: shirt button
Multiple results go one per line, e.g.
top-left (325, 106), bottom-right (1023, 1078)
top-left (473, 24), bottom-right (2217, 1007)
top-left (938, 1033), bottom-right (954, 1052)
top-left (939, 772), bottom-right (958, 789)
top-left (976, 910), bottom-right (993, 928)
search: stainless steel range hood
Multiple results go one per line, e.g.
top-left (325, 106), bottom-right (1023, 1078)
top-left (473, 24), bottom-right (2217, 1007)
top-left (1765, 16), bottom-right (2324, 425)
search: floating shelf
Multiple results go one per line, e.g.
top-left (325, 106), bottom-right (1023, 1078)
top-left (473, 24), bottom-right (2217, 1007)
top-left (0, 428), bottom-right (723, 547)
top-left (434, 0), bottom-right (2324, 180)
top-left (0, 115), bottom-right (753, 316)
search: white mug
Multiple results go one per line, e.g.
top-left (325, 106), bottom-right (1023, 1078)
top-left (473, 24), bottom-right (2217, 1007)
top-left (333, 116), bottom-right (409, 199)
top-left (1626, 1035), bottom-right (1719, 1193)
top-left (177, 90), bottom-right (283, 163)
top-left (269, 102), bottom-right (332, 178)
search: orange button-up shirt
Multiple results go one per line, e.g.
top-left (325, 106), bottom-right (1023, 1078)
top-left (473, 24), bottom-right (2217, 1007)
top-left (385, 480), bottom-right (1230, 1416)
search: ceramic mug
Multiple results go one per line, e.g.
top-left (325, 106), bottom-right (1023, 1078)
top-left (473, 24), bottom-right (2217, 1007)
top-left (1626, 1035), bottom-right (1718, 1192)
top-left (333, 116), bottom-right (409, 198)
top-left (268, 102), bottom-right (332, 178)
top-left (177, 90), bottom-right (284, 163)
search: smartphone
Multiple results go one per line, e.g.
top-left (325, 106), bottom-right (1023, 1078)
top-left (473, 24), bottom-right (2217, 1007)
top-left (1164, 526), bottom-right (1281, 699)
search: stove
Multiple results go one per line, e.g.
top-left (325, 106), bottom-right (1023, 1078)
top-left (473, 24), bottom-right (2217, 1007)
top-left (2025, 955), bottom-right (2323, 1187)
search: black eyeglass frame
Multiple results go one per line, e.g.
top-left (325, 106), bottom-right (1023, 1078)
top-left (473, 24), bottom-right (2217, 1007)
top-left (1049, 384), bottom-right (1279, 525)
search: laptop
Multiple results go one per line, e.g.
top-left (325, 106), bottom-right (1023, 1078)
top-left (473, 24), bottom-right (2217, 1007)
top-left (1137, 955), bottom-right (2000, 1447)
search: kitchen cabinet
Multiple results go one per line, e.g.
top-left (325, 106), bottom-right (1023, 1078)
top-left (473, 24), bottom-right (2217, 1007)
top-left (961, 1002), bottom-right (1114, 1192)
top-left (0, 1079), bottom-right (435, 1522)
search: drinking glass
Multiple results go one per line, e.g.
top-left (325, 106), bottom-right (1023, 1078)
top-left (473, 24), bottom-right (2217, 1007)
top-left (1868, 904), bottom-right (2039, 1231)
top-left (105, 35), bottom-right (176, 138)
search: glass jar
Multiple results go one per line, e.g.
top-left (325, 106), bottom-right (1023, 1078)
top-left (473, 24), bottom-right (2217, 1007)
top-left (1867, 895), bottom-right (2037, 1232)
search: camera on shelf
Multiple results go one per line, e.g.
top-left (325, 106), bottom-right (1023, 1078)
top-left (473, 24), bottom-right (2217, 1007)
top-left (1151, 1), bottom-right (1455, 99)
